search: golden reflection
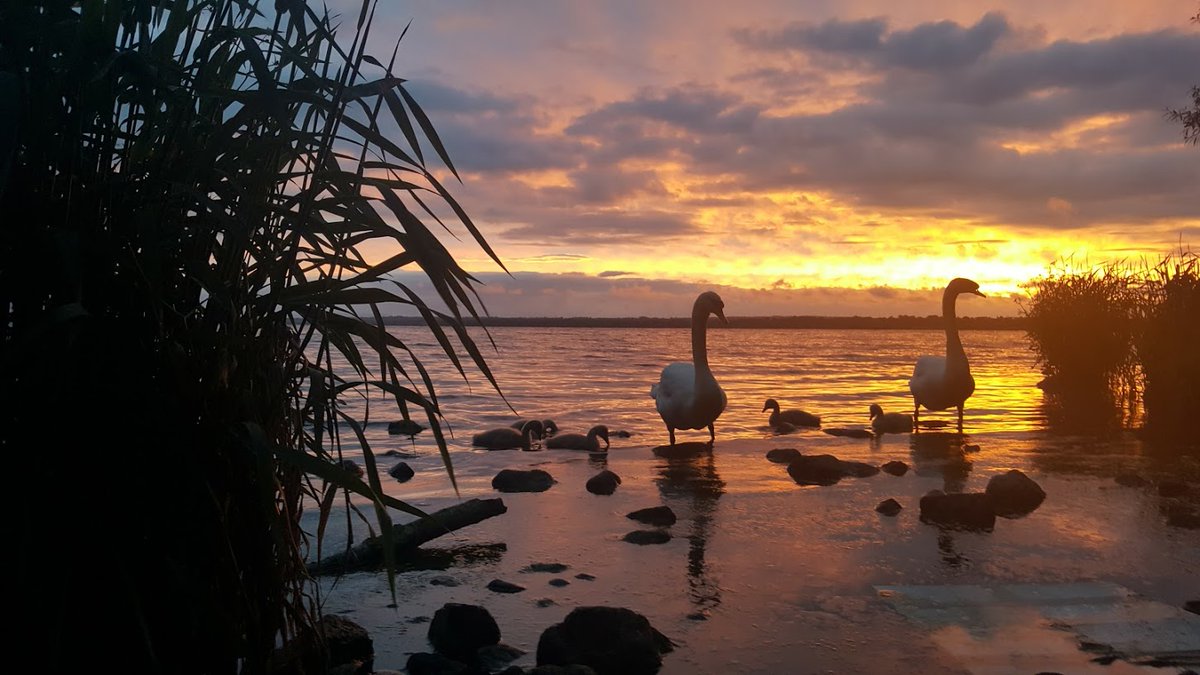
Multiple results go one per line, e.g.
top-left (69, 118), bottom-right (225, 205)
top-left (653, 442), bottom-right (725, 614)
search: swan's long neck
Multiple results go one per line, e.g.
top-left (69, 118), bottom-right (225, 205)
top-left (691, 304), bottom-right (711, 377)
top-left (942, 289), bottom-right (967, 373)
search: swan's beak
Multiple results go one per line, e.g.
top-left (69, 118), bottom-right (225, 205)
top-left (971, 289), bottom-right (986, 297)
top-left (715, 308), bottom-right (728, 325)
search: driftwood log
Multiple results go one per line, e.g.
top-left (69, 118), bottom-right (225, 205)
top-left (309, 498), bottom-right (507, 575)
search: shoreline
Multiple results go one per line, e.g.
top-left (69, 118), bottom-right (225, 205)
top-left (314, 432), bottom-right (1200, 674)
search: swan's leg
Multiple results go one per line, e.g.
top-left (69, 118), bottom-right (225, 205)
top-left (957, 404), bottom-right (964, 433)
top-left (668, 426), bottom-right (676, 446)
top-left (708, 423), bottom-right (716, 442)
top-left (913, 401), bottom-right (920, 432)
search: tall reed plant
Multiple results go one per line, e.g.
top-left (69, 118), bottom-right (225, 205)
top-left (1021, 250), bottom-right (1198, 439)
top-left (0, 1), bottom-right (501, 672)
top-left (1133, 249), bottom-right (1200, 436)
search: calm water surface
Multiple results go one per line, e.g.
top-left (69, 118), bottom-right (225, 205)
top-left (312, 327), bottom-right (1199, 674)
top-left (336, 327), bottom-right (1046, 451)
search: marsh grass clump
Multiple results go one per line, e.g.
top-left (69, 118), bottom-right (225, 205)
top-left (1022, 250), bottom-right (1199, 438)
top-left (1020, 259), bottom-right (1140, 396)
top-left (1133, 250), bottom-right (1200, 436)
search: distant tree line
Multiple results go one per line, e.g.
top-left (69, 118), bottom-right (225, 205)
top-left (382, 314), bottom-right (1028, 330)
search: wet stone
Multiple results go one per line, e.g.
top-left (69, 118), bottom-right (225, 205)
top-left (477, 644), bottom-right (525, 672)
top-left (1184, 600), bottom-right (1200, 615)
top-left (429, 575), bottom-right (459, 587)
top-left (876, 498), bottom-right (903, 517)
top-left (586, 469), bottom-right (621, 495)
top-left (881, 460), bottom-right (909, 476)
top-left (486, 579), bottom-right (527, 594)
top-left (428, 603), bottom-right (500, 662)
top-left (388, 461), bottom-right (414, 483)
top-left (320, 614), bottom-right (374, 674)
top-left (575, 573), bottom-right (596, 581)
top-left (492, 469), bottom-right (555, 493)
top-left (623, 529), bottom-right (671, 545)
top-left (766, 448), bottom-right (802, 464)
top-left (536, 606), bottom-right (673, 675)
top-left (383, 449), bottom-right (419, 459)
top-left (523, 562), bottom-right (569, 574)
top-left (626, 506), bottom-right (677, 527)
top-left (407, 616), bottom-right (430, 624)
top-left (536, 598), bottom-right (557, 608)
top-left (919, 490), bottom-right (996, 531)
top-left (986, 469), bottom-right (1046, 517)
top-left (823, 428), bottom-right (874, 439)
top-left (388, 419), bottom-right (425, 436)
top-left (549, 578), bottom-right (570, 587)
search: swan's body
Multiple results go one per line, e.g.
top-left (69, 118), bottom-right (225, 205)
top-left (650, 292), bottom-right (728, 445)
top-left (472, 420), bottom-right (544, 451)
top-left (510, 418), bottom-right (558, 438)
top-left (869, 403), bottom-right (913, 434)
top-left (908, 278), bottom-right (985, 431)
top-left (762, 398), bottom-right (820, 428)
top-left (546, 425), bottom-right (610, 452)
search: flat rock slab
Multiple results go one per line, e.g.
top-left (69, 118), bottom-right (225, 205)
top-left (877, 582), bottom-right (1200, 671)
top-left (522, 562), bottom-right (569, 574)
top-left (823, 427), bottom-right (874, 439)
top-left (766, 448), bottom-right (802, 464)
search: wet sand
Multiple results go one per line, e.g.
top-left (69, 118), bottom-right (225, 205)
top-left (309, 430), bottom-right (1200, 674)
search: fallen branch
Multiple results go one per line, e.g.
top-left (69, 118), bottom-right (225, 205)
top-left (308, 497), bottom-right (507, 576)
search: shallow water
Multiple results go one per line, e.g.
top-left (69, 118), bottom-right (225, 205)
top-left (309, 327), bottom-right (1200, 674)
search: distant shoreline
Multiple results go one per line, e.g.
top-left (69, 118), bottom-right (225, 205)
top-left (382, 315), bottom-right (1027, 330)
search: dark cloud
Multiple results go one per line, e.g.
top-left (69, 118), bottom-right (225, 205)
top-left (598, 270), bottom-right (633, 277)
top-left (733, 13), bottom-right (1011, 70)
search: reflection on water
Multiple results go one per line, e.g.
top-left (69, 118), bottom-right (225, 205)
top-left (653, 442), bottom-right (726, 614)
top-left (329, 327), bottom-right (1048, 457)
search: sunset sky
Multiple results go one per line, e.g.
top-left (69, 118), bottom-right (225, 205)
top-left (344, 1), bottom-right (1199, 317)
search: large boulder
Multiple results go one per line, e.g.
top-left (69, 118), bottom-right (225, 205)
top-left (919, 490), bottom-right (996, 531)
top-left (536, 606), bottom-right (673, 675)
top-left (492, 469), bottom-right (555, 493)
top-left (427, 603), bottom-right (500, 662)
top-left (320, 614), bottom-right (373, 674)
top-left (985, 470), bottom-right (1046, 517)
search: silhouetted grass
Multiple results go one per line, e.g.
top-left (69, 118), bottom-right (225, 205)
top-left (1133, 249), bottom-right (1200, 436)
top-left (1, 1), bottom-right (501, 671)
top-left (1021, 250), bottom-right (1197, 438)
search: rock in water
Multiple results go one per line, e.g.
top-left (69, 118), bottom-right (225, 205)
top-left (487, 579), bottom-right (526, 594)
top-left (537, 606), bottom-right (673, 675)
top-left (876, 498), bottom-right (902, 516)
top-left (787, 454), bottom-right (879, 486)
top-left (406, 652), bottom-right (469, 675)
top-left (522, 562), bottom-right (569, 574)
top-left (626, 506), bottom-right (677, 527)
top-left (586, 470), bottom-right (621, 495)
top-left (985, 469), bottom-right (1046, 517)
top-left (388, 419), bottom-right (425, 436)
top-left (823, 427), bottom-right (873, 439)
top-left (321, 615), bottom-right (374, 673)
top-left (622, 530), bottom-right (671, 545)
top-left (919, 490), bottom-right (996, 531)
top-left (881, 460), bottom-right (909, 476)
top-left (492, 469), bottom-right (555, 493)
top-left (428, 603), bottom-right (500, 662)
top-left (766, 448), bottom-right (802, 464)
top-left (388, 461), bottom-right (414, 483)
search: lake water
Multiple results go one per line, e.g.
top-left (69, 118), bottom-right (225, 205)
top-left (310, 327), bottom-right (1200, 674)
top-left (335, 326), bottom-right (1048, 453)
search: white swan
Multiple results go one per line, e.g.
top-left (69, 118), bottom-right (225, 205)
top-left (546, 424), bottom-right (609, 452)
top-left (650, 291), bottom-right (728, 445)
top-left (908, 278), bottom-right (985, 431)
top-left (762, 398), bottom-right (821, 428)
top-left (869, 403), bottom-right (913, 434)
top-left (472, 420), bottom-right (544, 451)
